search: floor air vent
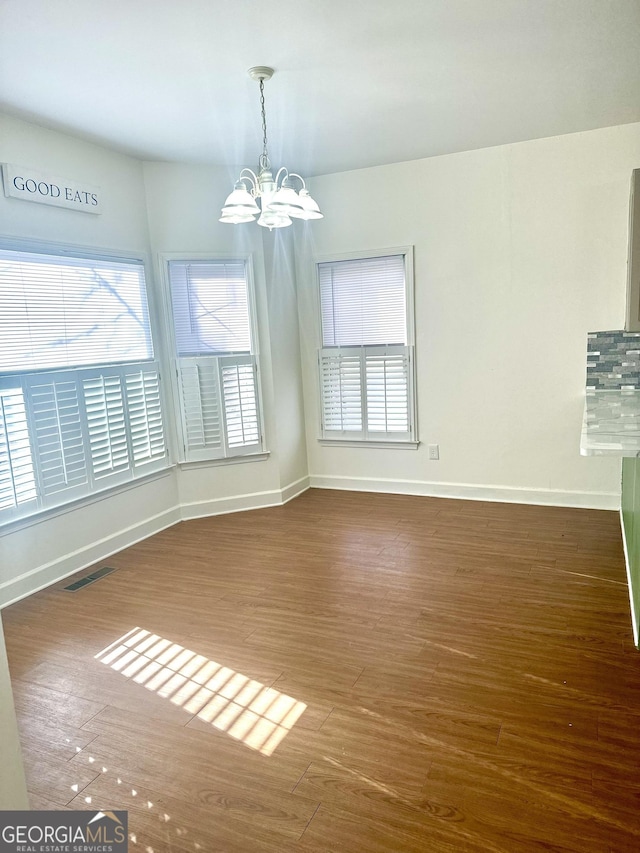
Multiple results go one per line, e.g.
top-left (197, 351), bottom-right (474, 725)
top-left (64, 566), bottom-right (117, 591)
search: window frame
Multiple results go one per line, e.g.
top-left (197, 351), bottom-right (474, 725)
top-left (314, 246), bottom-right (418, 448)
top-left (159, 252), bottom-right (267, 465)
top-left (0, 237), bottom-right (171, 529)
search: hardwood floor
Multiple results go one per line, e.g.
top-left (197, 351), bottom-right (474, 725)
top-left (3, 488), bottom-right (640, 852)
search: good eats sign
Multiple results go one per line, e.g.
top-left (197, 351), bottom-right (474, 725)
top-left (2, 163), bottom-right (102, 214)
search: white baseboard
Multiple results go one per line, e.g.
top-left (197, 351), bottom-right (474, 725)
top-left (180, 490), bottom-right (283, 520)
top-left (619, 508), bottom-right (640, 648)
top-left (180, 476), bottom-right (310, 521)
top-left (0, 507), bottom-right (182, 609)
top-left (308, 474), bottom-right (620, 510)
top-left (281, 475), bottom-right (311, 504)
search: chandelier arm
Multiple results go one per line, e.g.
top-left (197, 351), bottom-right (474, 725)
top-left (274, 167), bottom-right (289, 189)
top-left (238, 168), bottom-right (259, 193)
top-left (286, 172), bottom-right (307, 189)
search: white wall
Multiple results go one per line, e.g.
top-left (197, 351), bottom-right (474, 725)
top-left (297, 123), bottom-right (640, 508)
top-left (261, 229), bottom-right (309, 493)
top-left (0, 114), bottom-right (150, 252)
top-left (0, 115), bottom-right (180, 607)
top-left (0, 612), bottom-right (28, 808)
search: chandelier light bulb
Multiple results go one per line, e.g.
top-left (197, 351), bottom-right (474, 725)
top-left (293, 188), bottom-right (323, 220)
top-left (220, 68), bottom-right (323, 230)
top-left (269, 185), bottom-right (305, 217)
top-left (257, 211), bottom-right (292, 229)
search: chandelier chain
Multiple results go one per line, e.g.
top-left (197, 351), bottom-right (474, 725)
top-left (259, 78), bottom-right (268, 161)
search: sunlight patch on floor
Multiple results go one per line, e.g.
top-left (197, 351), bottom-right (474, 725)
top-left (95, 627), bottom-right (306, 756)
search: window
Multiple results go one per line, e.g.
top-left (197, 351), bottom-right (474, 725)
top-left (0, 247), bottom-right (168, 524)
top-left (166, 259), bottom-right (264, 462)
top-left (317, 250), bottom-right (416, 444)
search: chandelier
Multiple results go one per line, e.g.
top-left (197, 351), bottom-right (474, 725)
top-left (220, 67), bottom-right (323, 230)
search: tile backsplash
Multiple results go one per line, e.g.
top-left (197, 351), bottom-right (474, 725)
top-left (587, 330), bottom-right (640, 390)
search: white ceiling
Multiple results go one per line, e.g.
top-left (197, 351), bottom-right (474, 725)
top-left (1, 0), bottom-right (640, 177)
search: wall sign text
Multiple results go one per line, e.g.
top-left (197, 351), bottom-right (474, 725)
top-left (1, 163), bottom-right (102, 214)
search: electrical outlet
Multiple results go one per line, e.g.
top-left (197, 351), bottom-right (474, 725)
top-left (428, 444), bottom-right (439, 460)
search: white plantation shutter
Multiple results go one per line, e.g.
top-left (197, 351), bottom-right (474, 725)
top-left (221, 356), bottom-right (261, 452)
top-left (317, 252), bottom-right (415, 443)
top-left (83, 371), bottom-right (130, 482)
top-left (0, 246), bottom-right (169, 525)
top-left (319, 350), bottom-right (363, 434)
top-left (319, 346), bottom-right (412, 441)
top-left (0, 386), bottom-right (37, 517)
top-left (125, 367), bottom-right (166, 469)
top-left (26, 373), bottom-right (88, 502)
top-left (82, 365), bottom-right (167, 483)
top-left (365, 347), bottom-right (411, 438)
top-left (0, 362), bottom-right (167, 522)
top-left (176, 359), bottom-right (224, 460)
top-left (175, 356), bottom-right (261, 460)
top-left (168, 259), bottom-right (264, 462)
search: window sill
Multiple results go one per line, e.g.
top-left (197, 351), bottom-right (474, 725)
top-left (318, 439), bottom-right (420, 450)
top-left (178, 451), bottom-right (271, 470)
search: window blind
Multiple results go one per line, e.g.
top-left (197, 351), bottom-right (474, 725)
top-left (167, 260), bottom-right (264, 462)
top-left (0, 250), bottom-right (153, 371)
top-left (168, 260), bottom-right (251, 355)
top-left (0, 248), bottom-right (168, 525)
top-left (318, 254), bottom-right (407, 347)
top-left (317, 253), bottom-right (415, 444)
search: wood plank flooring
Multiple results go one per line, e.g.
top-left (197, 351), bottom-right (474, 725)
top-left (3, 488), bottom-right (640, 852)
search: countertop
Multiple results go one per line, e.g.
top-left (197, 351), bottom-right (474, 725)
top-left (581, 388), bottom-right (640, 456)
